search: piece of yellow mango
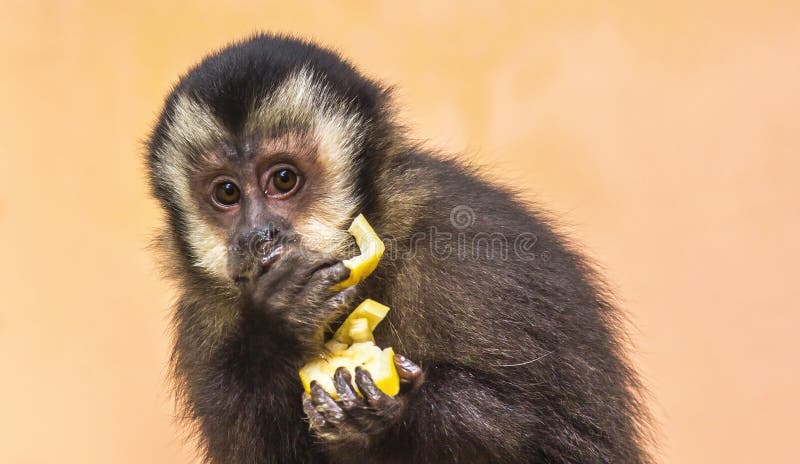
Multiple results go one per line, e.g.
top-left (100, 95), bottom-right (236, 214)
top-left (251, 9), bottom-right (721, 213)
top-left (331, 298), bottom-right (390, 345)
top-left (334, 214), bottom-right (385, 289)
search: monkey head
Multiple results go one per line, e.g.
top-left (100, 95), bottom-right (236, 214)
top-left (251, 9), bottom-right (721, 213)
top-left (146, 37), bottom-right (396, 349)
top-left (146, 38), bottom-right (395, 284)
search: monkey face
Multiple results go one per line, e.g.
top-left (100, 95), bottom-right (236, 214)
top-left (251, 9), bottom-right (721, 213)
top-left (188, 131), bottom-right (329, 283)
top-left (149, 68), bottom-right (374, 286)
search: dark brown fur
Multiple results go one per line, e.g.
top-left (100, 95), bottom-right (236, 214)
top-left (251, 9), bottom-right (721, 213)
top-left (147, 34), bottom-right (652, 463)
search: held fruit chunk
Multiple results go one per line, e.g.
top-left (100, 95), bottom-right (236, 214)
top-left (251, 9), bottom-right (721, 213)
top-left (298, 300), bottom-right (399, 398)
top-left (332, 298), bottom-right (390, 345)
top-left (335, 214), bottom-right (385, 289)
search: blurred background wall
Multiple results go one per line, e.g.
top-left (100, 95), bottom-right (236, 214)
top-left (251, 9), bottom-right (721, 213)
top-left (1, 1), bottom-right (798, 462)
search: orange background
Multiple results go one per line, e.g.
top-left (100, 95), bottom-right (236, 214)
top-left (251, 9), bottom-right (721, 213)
top-left (1, 1), bottom-right (799, 463)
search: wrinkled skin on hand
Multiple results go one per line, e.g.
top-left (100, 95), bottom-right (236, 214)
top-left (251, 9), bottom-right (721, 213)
top-left (302, 354), bottom-right (425, 451)
top-left (241, 249), bottom-right (360, 351)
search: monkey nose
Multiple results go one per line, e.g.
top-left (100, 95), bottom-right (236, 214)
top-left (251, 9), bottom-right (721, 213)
top-left (238, 225), bottom-right (279, 256)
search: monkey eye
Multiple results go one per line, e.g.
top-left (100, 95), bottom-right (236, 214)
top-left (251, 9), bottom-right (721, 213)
top-left (266, 166), bottom-right (300, 197)
top-left (212, 181), bottom-right (241, 206)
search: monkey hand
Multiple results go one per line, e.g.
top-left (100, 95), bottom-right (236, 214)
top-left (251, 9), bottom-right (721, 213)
top-left (302, 354), bottom-right (424, 448)
top-left (244, 250), bottom-right (358, 339)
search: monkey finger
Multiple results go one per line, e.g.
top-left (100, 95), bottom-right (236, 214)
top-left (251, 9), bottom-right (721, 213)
top-left (299, 280), bottom-right (357, 323)
top-left (310, 382), bottom-right (346, 426)
top-left (313, 261), bottom-right (351, 286)
top-left (326, 286), bottom-right (358, 310)
top-left (333, 367), bottom-right (364, 410)
top-left (298, 262), bottom-right (352, 305)
top-left (302, 393), bottom-right (327, 430)
top-left (394, 354), bottom-right (425, 391)
top-left (354, 367), bottom-right (394, 409)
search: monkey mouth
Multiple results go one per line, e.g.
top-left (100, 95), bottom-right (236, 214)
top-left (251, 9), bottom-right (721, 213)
top-left (257, 245), bottom-right (285, 276)
top-left (232, 245), bottom-right (285, 283)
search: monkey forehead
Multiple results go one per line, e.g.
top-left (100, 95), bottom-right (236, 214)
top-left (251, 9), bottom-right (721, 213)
top-left (151, 73), bottom-right (366, 182)
top-left (244, 68), bottom-right (367, 158)
top-left (187, 131), bottom-right (321, 170)
top-left (153, 69), bottom-right (368, 167)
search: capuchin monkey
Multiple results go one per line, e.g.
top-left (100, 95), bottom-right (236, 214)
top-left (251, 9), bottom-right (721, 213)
top-left (146, 34), bottom-right (651, 464)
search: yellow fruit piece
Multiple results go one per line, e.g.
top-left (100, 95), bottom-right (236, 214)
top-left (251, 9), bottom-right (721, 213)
top-left (347, 318), bottom-right (373, 343)
top-left (335, 214), bottom-right (385, 289)
top-left (299, 343), bottom-right (399, 400)
top-left (332, 299), bottom-right (390, 345)
top-left (298, 301), bottom-right (399, 398)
